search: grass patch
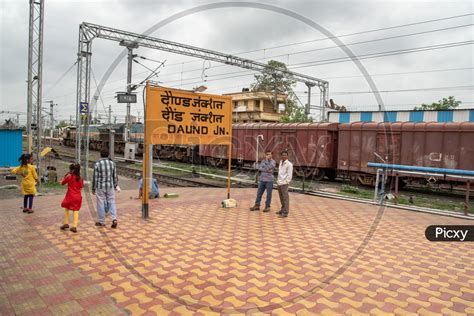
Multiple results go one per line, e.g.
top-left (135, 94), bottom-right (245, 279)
top-left (339, 185), bottom-right (373, 199)
top-left (338, 184), bottom-right (473, 213)
top-left (398, 195), bottom-right (474, 213)
top-left (41, 182), bottom-right (64, 189)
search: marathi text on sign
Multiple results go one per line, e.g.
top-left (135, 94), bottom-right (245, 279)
top-left (145, 86), bottom-right (232, 145)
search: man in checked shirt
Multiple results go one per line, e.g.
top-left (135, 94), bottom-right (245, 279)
top-left (92, 148), bottom-right (119, 228)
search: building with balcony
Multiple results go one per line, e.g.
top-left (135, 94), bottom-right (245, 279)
top-left (224, 90), bottom-right (287, 123)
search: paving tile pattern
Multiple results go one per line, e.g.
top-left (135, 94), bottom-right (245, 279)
top-left (0, 198), bottom-right (124, 315)
top-left (1, 188), bottom-right (473, 315)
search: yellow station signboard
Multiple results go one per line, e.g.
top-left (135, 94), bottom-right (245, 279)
top-left (145, 85), bottom-right (232, 145)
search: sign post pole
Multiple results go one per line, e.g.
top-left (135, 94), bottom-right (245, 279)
top-left (142, 85), bottom-right (149, 219)
top-left (142, 134), bottom-right (149, 218)
top-left (227, 144), bottom-right (232, 199)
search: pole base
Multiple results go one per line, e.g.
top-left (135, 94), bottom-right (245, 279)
top-left (141, 203), bottom-right (149, 219)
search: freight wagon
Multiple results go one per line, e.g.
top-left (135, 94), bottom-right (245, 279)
top-left (62, 122), bottom-right (474, 186)
top-left (337, 122), bottom-right (474, 186)
top-left (200, 123), bottom-right (338, 180)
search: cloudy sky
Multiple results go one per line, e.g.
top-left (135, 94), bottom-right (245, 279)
top-left (0, 0), bottom-right (473, 124)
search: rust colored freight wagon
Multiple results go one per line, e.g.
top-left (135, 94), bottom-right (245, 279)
top-left (337, 122), bottom-right (474, 185)
top-left (200, 123), bottom-right (339, 179)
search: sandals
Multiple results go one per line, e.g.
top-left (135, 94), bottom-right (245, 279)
top-left (60, 224), bottom-right (77, 233)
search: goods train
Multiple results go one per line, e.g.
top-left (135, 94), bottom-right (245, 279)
top-left (62, 122), bottom-right (474, 186)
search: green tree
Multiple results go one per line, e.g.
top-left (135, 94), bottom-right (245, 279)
top-left (414, 96), bottom-right (461, 110)
top-left (55, 120), bottom-right (69, 129)
top-left (251, 60), bottom-right (311, 122)
top-left (280, 105), bottom-right (313, 123)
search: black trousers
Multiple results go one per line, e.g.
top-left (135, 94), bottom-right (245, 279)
top-left (23, 195), bottom-right (34, 209)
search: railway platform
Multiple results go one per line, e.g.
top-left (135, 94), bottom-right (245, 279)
top-left (0, 188), bottom-right (473, 315)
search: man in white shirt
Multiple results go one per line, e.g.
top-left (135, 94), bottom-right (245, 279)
top-left (276, 151), bottom-right (293, 218)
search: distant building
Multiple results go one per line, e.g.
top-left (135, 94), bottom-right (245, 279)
top-left (224, 90), bottom-right (287, 123)
top-left (127, 115), bottom-right (138, 124)
top-left (328, 109), bottom-right (474, 123)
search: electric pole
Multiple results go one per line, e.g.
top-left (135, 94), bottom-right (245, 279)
top-left (27, 0), bottom-right (44, 179)
top-left (108, 104), bottom-right (112, 124)
top-left (49, 101), bottom-right (54, 147)
top-left (119, 39), bottom-right (138, 159)
top-left (119, 40), bottom-right (138, 137)
top-left (305, 82), bottom-right (315, 116)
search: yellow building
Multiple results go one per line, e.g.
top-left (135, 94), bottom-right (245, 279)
top-left (224, 90), bottom-right (287, 123)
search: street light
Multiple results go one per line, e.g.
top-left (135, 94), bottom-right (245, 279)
top-left (192, 85), bottom-right (207, 93)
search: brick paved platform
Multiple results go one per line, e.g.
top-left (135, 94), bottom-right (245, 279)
top-left (1, 188), bottom-right (473, 315)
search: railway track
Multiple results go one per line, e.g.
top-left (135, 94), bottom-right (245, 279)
top-left (54, 150), bottom-right (229, 188)
top-left (47, 147), bottom-right (473, 219)
top-left (51, 145), bottom-right (468, 198)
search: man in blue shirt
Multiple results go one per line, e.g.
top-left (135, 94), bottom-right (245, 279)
top-left (138, 177), bottom-right (159, 199)
top-left (250, 150), bottom-right (276, 212)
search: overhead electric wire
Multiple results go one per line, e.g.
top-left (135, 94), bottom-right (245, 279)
top-left (91, 69), bottom-right (108, 115)
top-left (78, 20), bottom-right (474, 98)
top-left (295, 85), bottom-right (474, 96)
top-left (133, 58), bottom-right (160, 79)
top-left (255, 24), bottom-right (474, 61)
top-left (290, 40), bottom-right (474, 69)
top-left (86, 19), bottom-right (474, 94)
top-left (159, 13), bottom-right (474, 68)
top-left (159, 40), bottom-right (474, 87)
top-left (43, 60), bottom-right (77, 98)
top-left (99, 37), bottom-right (474, 98)
top-left (142, 23), bottom-right (474, 82)
top-left (44, 15), bottom-right (474, 105)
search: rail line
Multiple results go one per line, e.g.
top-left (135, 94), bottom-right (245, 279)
top-left (55, 150), bottom-right (229, 188)
top-left (47, 146), bottom-right (473, 219)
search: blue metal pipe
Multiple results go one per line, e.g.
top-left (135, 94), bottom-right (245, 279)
top-left (367, 163), bottom-right (474, 176)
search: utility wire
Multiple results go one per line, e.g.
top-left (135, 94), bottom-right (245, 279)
top-left (257, 24), bottom-right (474, 61)
top-left (295, 85), bottom-right (474, 96)
top-left (86, 20), bottom-right (474, 92)
top-left (91, 69), bottom-right (108, 115)
top-left (156, 40), bottom-right (474, 88)
top-left (139, 24), bottom-right (474, 81)
top-left (160, 13), bottom-right (474, 68)
top-left (43, 60), bottom-right (77, 98)
top-left (135, 57), bottom-right (166, 86)
top-left (37, 14), bottom-right (474, 105)
top-left (116, 28), bottom-right (473, 90)
top-left (133, 59), bottom-right (160, 78)
top-left (290, 40), bottom-right (474, 69)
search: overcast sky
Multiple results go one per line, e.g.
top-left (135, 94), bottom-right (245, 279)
top-left (1, 0), bottom-right (473, 123)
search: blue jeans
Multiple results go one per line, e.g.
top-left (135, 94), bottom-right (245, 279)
top-left (96, 188), bottom-right (117, 224)
top-left (255, 181), bottom-right (273, 208)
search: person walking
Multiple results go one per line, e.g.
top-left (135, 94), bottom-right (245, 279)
top-left (12, 153), bottom-right (38, 213)
top-left (276, 151), bottom-right (293, 218)
top-left (250, 150), bottom-right (276, 212)
top-left (60, 163), bottom-right (84, 233)
top-left (92, 148), bottom-right (119, 228)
